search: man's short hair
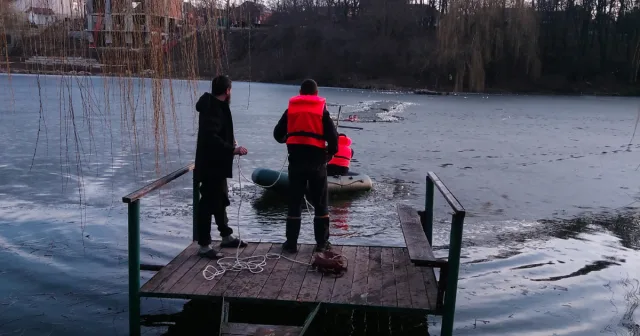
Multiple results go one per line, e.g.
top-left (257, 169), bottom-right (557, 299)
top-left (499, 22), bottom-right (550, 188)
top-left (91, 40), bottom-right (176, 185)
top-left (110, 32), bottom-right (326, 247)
top-left (299, 79), bottom-right (318, 95)
top-left (212, 75), bottom-right (232, 96)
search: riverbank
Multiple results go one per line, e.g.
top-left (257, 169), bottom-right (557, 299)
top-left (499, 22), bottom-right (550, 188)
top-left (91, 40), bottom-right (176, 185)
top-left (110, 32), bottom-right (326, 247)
top-left (3, 65), bottom-right (640, 97)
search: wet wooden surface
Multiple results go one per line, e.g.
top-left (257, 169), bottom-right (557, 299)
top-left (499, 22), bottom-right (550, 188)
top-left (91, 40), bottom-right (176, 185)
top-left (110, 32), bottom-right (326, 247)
top-left (397, 204), bottom-right (447, 267)
top-left (140, 241), bottom-right (439, 312)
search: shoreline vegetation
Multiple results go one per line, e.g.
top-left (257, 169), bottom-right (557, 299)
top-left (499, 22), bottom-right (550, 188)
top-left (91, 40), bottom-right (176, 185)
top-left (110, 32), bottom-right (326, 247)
top-left (4, 0), bottom-right (640, 98)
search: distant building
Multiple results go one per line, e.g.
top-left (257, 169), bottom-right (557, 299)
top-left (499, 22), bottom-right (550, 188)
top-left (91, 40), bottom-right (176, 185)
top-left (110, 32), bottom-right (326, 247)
top-left (25, 7), bottom-right (56, 26)
top-left (231, 1), bottom-right (271, 27)
top-left (11, 0), bottom-right (79, 16)
top-left (84, 0), bottom-right (184, 68)
top-left (85, 0), bottom-right (183, 46)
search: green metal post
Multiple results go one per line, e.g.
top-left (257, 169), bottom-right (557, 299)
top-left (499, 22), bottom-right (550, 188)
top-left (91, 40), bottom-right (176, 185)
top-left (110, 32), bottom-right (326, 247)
top-left (440, 212), bottom-right (465, 336)
top-left (128, 200), bottom-right (141, 336)
top-left (424, 176), bottom-right (434, 245)
top-left (192, 176), bottom-right (199, 242)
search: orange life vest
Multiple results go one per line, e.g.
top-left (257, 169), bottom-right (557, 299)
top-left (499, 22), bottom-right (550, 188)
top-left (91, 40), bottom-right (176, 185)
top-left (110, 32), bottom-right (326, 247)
top-left (328, 134), bottom-right (352, 168)
top-left (286, 95), bottom-right (327, 149)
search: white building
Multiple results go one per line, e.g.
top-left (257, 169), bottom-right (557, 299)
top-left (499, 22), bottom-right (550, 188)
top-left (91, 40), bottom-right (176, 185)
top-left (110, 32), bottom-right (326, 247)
top-left (11, 0), bottom-right (79, 16)
top-left (25, 6), bottom-right (56, 25)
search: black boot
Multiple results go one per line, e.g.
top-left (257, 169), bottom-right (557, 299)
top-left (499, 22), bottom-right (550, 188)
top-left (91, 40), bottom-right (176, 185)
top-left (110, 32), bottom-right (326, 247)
top-left (314, 216), bottom-right (331, 252)
top-left (282, 217), bottom-right (301, 253)
top-left (216, 212), bottom-right (247, 248)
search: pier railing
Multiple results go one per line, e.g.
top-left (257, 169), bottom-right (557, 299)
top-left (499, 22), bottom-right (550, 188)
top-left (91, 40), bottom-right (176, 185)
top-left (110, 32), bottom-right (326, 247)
top-left (121, 163), bottom-right (197, 336)
top-left (122, 166), bottom-right (466, 336)
top-left (423, 172), bottom-right (466, 336)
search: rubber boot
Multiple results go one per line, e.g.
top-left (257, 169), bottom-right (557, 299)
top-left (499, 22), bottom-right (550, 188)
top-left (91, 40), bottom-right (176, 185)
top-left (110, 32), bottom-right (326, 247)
top-left (313, 216), bottom-right (331, 252)
top-left (282, 217), bottom-right (301, 253)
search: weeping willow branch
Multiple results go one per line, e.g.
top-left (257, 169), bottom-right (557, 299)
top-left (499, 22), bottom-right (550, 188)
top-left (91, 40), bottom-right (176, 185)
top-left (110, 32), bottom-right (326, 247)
top-left (0, 0), bottom-right (236, 237)
top-left (437, 0), bottom-right (540, 92)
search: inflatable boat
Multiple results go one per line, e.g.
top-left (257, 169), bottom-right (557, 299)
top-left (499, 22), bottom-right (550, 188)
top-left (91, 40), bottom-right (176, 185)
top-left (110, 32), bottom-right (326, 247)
top-left (250, 167), bottom-right (373, 194)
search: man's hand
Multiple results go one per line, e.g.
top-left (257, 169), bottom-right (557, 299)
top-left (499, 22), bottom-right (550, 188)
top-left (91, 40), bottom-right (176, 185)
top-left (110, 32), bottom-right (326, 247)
top-left (326, 153), bottom-right (334, 162)
top-left (233, 146), bottom-right (248, 156)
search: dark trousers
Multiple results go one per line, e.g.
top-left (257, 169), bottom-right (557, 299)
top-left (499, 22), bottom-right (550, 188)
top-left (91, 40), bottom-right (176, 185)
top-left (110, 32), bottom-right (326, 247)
top-left (287, 164), bottom-right (330, 245)
top-left (327, 164), bottom-right (348, 176)
top-left (196, 178), bottom-right (234, 246)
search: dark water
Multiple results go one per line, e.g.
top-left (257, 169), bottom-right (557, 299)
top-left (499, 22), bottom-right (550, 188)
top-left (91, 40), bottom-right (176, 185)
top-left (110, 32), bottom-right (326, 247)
top-left (0, 74), bottom-right (639, 335)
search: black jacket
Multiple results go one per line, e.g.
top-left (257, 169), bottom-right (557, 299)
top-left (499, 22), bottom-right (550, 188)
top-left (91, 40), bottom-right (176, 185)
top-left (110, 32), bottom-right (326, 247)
top-left (273, 105), bottom-right (339, 168)
top-left (194, 93), bottom-right (235, 181)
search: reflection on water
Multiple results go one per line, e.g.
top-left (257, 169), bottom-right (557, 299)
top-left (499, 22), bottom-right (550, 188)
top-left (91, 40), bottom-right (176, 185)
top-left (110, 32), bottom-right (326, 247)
top-left (450, 210), bottom-right (640, 336)
top-left (0, 74), bottom-right (639, 335)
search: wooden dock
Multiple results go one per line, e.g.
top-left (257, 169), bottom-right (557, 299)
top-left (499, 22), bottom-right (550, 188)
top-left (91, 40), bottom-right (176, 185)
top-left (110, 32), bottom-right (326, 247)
top-left (122, 164), bottom-right (465, 336)
top-left (141, 241), bottom-right (439, 312)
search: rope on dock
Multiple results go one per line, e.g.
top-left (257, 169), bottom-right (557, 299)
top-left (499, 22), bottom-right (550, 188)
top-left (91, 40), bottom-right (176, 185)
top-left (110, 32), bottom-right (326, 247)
top-left (202, 154), bottom-right (313, 281)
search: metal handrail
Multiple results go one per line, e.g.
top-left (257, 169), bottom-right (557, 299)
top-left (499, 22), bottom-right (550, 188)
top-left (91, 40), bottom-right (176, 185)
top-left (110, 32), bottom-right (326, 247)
top-left (122, 163), bottom-right (195, 203)
top-left (121, 162), bottom-right (199, 336)
top-left (422, 171), bottom-right (466, 336)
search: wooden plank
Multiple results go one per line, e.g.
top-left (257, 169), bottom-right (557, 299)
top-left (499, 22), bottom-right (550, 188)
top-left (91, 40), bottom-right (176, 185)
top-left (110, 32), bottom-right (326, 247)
top-left (421, 267), bottom-right (438, 311)
top-left (407, 263), bottom-right (430, 310)
top-left (277, 244), bottom-right (314, 301)
top-left (166, 254), bottom-right (204, 294)
top-left (140, 242), bottom-right (199, 293)
top-left (155, 253), bottom-right (202, 293)
top-left (141, 241), bottom-right (438, 314)
top-left (184, 244), bottom-right (249, 296)
top-left (329, 246), bottom-right (358, 304)
top-left (257, 244), bottom-right (300, 299)
top-left (122, 163), bottom-right (194, 203)
top-left (380, 248), bottom-right (397, 307)
top-left (366, 247), bottom-right (383, 306)
top-left (397, 204), bottom-right (446, 268)
top-left (238, 244), bottom-right (281, 298)
top-left (223, 242), bottom-right (273, 297)
top-left (208, 242), bottom-right (261, 296)
top-left (296, 250), bottom-right (326, 302)
top-left (350, 246), bottom-right (370, 305)
top-left (314, 245), bottom-right (343, 302)
top-left (220, 323), bottom-right (301, 336)
top-left (171, 255), bottom-right (215, 294)
top-left (392, 248), bottom-right (412, 308)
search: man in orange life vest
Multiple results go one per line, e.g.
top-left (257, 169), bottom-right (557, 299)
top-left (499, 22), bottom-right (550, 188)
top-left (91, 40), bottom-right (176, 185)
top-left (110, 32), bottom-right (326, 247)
top-left (273, 79), bottom-right (339, 253)
top-left (327, 133), bottom-right (354, 176)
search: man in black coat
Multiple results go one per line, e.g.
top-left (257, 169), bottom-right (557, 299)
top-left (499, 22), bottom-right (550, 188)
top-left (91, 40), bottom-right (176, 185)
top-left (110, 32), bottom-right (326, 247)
top-left (273, 79), bottom-right (339, 253)
top-left (194, 75), bottom-right (248, 259)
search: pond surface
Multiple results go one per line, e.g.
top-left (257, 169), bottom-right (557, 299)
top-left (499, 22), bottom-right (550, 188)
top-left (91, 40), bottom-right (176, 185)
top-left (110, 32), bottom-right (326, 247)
top-left (0, 74), bottom-right (639, 335)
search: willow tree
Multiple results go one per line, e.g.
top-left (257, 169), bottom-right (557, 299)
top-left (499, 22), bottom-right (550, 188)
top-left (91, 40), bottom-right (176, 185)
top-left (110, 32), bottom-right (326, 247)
top-left (0, 0), bottom-right (234, 173)
top-left (437, 0), bottom-right (541, 92)
top-left (0, 0), bottom-right (25, 62)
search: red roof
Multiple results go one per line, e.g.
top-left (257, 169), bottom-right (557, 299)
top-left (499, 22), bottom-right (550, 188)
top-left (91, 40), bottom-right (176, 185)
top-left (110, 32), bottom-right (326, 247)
top-left (26, 7), bottom-right (55, 15)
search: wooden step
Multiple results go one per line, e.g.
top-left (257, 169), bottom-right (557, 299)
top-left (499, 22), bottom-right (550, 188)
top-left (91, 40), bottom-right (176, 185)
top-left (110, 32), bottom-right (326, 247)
top-left (220, 323), bottom-right (301, 336)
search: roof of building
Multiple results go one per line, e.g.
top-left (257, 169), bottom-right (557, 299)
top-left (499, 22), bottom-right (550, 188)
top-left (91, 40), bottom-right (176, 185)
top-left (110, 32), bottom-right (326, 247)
top-left (26, 7), bottom-right (55, 15)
